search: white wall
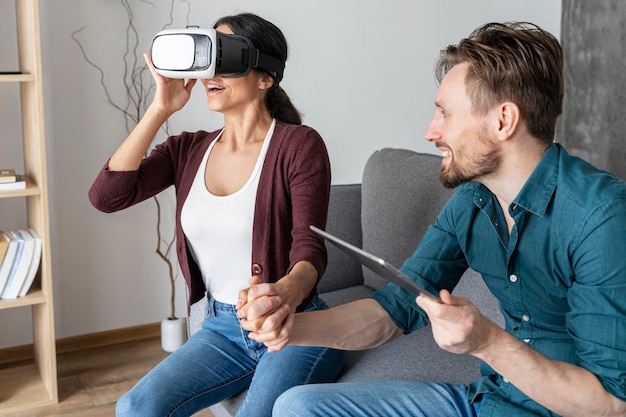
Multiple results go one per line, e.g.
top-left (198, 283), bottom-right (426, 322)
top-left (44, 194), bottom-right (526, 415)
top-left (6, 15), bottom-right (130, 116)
top-left (0, 0), bottom-right (561, 348)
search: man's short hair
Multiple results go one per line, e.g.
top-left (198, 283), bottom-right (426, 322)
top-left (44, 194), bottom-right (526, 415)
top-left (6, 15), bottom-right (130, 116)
top-left (436, 22), bottom-right (563, 144)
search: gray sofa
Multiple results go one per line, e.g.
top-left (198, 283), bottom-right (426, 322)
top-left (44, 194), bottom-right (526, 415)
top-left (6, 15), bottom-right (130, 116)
top-left (206, 148), bottom-right (503, 417)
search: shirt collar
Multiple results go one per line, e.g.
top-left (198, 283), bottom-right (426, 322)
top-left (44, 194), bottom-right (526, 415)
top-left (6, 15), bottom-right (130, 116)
top-left (473, 143), bottom-right (559, 217)
top-left (512, 143), bottom-right (559, 217)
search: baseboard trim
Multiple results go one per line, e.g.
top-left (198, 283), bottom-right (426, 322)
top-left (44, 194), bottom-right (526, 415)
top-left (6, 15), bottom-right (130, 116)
top-left (0, 322), bottom-right (163, 368)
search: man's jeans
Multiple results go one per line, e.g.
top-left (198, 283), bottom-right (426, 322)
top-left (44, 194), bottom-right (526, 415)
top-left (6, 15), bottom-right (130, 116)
top-left (273, 380), bottom-right (485, 417)
top-left (116, 295), bottom-right (345, 417)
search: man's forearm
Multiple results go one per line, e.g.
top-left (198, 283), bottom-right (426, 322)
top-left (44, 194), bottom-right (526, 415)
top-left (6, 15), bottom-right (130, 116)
top-left (291, 298), bottom-right (404, 350)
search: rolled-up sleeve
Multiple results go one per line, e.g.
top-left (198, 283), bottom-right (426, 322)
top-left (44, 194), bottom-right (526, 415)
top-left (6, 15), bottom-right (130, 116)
top-left (567, 197), bottom-right (626, 400)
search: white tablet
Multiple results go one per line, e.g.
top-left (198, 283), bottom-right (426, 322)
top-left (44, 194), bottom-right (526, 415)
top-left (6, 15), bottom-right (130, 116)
top-left (311, 225), bottom-right (440, 302)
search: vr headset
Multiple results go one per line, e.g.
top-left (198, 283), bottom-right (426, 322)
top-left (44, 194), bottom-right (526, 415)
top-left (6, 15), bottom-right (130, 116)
top-left (150, 26), bottom-right (285, 80)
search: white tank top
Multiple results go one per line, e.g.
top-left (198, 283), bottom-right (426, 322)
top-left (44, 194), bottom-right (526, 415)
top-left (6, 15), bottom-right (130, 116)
top-left (181, 120), bottom-right (275, 304)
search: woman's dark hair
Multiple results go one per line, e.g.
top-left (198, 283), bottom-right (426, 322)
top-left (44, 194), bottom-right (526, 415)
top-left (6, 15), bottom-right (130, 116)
top-left (214, 13), bottom-right (302, 125)
top-left (436, 22), bottom-right (563, 144)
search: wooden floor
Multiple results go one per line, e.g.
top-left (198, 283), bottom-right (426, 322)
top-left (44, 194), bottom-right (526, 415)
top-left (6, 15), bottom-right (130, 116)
top-left (4, 337), bottom-right (215, 417)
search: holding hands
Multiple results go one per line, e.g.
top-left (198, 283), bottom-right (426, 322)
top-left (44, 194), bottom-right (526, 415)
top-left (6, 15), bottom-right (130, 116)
top-left (238, 283), bottom-right (501, 358)
top-left (237, 276), bottom-right (296, 352)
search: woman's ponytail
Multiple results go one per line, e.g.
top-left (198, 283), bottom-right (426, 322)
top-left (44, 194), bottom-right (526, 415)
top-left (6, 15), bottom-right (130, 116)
top-left (214, 13), bottom-right (303, 125)
top-left (266, 84), bottom-right (302, 125)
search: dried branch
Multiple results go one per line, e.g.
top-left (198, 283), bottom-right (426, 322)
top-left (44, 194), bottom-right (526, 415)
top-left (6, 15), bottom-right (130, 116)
top-left (72, 0), bottom-right (191, 319)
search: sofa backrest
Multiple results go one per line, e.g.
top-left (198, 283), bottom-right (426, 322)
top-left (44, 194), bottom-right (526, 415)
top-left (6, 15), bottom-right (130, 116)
top-left (319, 148), bottom-right (452, 293)
top-left (318, 184), bottom-right (364, 293)
top-left (318, 148), bottom-right (503, 326)
top-left (360, 148), bottom-right (503, 325)
top-left (361, 148), bottom-right (454, 289)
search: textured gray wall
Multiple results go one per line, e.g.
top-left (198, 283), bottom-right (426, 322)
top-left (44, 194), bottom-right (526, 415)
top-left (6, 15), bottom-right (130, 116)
top-left (558, 0), bottom-right (626, 179)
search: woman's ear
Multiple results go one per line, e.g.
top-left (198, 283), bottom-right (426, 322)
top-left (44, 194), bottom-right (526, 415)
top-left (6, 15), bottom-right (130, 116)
top-left (259, 72), bottom-right (275, 90)
top-left (496, 101), bottom-right (520, 142)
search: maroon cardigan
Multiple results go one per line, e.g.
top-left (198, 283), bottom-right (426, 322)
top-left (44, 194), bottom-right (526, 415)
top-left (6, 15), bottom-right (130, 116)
top-left (89, 121), bottom-right (331, 312)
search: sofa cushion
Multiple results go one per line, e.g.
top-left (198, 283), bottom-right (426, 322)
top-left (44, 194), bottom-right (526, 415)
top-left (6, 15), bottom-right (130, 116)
top-left (361, 148), bottom-right (454, 289)
top-left (321, 273), bottom-right (488, 385)
top-left (339, 328), bottom-right (481, 384)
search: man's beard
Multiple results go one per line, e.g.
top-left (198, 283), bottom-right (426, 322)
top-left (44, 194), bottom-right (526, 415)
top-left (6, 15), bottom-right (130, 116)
top-left (438, 133), bottom-right (501, 189)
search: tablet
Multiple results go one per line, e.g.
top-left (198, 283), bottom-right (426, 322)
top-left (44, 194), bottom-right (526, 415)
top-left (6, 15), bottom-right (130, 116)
top-left (311, 225), bottom-right (440, 302)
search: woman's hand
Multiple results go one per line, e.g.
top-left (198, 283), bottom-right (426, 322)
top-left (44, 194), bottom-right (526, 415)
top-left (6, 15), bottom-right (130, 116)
top-left (144, 53), bottom-right (197, 115)
top-left (237, 276), bottom-right (285, 321)
top-left (237, 276), bottom-right (294, 350)
top-left (237, 261), bottom-right (317, 351)
top-left (107, 53), bottom-right (196, 171)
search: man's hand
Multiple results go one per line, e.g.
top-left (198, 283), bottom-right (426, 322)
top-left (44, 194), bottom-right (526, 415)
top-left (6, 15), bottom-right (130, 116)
top-left (236, 261), bottom-right (319, 352)
top-left (237, 276), bottom-right (294, 351)
top-left (415, 289), bottom-right (496, 356)
top-left (248, 305), bottom-right (295, 352)
top-left (236, 276), bottom-right (281, 319)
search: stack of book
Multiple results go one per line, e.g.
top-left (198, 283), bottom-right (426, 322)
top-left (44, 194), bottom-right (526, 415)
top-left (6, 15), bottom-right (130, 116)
top-left (0, 229), bottom-right (43, 299)
top-left (0, 168), bottom-right (27, 191)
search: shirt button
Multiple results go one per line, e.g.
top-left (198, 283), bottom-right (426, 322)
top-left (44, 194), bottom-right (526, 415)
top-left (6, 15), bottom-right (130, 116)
top-left (509, 274), bottom-right (518, 283)
top-left (522, 315), bottom-right (530, 322)
top-left (503, 377), bottom-right (509, 383)
top-left (251, 264), bottom-right (263, 275)
top-left (523, 338), bottom-right (531, 343)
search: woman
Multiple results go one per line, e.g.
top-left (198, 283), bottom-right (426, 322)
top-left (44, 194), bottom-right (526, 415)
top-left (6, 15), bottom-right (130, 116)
top-left (89, 13), bottom-right (344, 417)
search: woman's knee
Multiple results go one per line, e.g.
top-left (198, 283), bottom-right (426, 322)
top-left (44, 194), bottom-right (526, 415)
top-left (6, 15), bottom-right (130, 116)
top-left (273, 384), bottom-right (320, 417)
top-left (116, 383), bottom-right (170, 416)
top-left (116, 388), bottom-right (147, 416)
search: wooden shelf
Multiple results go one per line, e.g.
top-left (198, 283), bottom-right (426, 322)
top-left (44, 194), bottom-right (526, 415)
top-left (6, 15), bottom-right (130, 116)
top-left (0, 0), bottom-right (58, 412)
top-left (0, 288), bottom-right (47, 309)
top-left (0, 178), bottom-right (41, 198)
top-left (0, 363), bottom-right (57, 414)
top-left (0, 73), bottom-right (35, 82)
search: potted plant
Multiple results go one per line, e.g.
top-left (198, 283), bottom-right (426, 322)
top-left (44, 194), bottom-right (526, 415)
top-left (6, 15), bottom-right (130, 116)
top-left (155, 197), bottom-right (187, 352)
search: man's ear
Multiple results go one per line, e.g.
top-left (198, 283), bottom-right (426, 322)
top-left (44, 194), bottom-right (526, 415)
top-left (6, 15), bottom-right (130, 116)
top-left (496, 101), bottom-right (521, 141)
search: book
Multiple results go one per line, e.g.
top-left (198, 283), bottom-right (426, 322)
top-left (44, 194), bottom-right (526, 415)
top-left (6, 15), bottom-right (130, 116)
top-left (0, 231), bottom-right (19, 294)
top-left (1, 230), bottom-right (35, 299)
top-left (0, 232), bottom-right (9, 265)
top-left (0, 168), bottom-right (17, 183)
top-left (0, 175), bottom-right (26, 191)
top-left (18, 229), bottom-right (43, 297)
top-left (1, 231), bottom-right (24, 299)
top-left (0, 233), bottom-right (9, 293)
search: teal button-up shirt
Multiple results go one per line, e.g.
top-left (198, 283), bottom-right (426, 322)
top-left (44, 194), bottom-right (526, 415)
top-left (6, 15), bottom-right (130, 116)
top-left (373, 143), bottom-right (626, 416)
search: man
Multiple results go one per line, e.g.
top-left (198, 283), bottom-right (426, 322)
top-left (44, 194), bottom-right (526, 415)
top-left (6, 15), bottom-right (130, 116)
top-left (238, 22), bottom-right (626, 416)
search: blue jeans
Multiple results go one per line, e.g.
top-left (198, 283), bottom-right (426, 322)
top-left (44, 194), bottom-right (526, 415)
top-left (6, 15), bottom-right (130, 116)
top-left (273, 380), bottom-right (484, 417)
top-left (116, 295), bottom-right (345, 417)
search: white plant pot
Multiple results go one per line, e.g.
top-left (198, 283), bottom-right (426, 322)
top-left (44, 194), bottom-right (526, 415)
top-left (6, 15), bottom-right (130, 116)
top-left (161, 317), bottom-right (188, 352)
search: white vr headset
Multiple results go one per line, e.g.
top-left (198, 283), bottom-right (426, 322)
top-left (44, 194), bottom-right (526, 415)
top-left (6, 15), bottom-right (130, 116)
top-left (150, 26), bottom-right (285, 80)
